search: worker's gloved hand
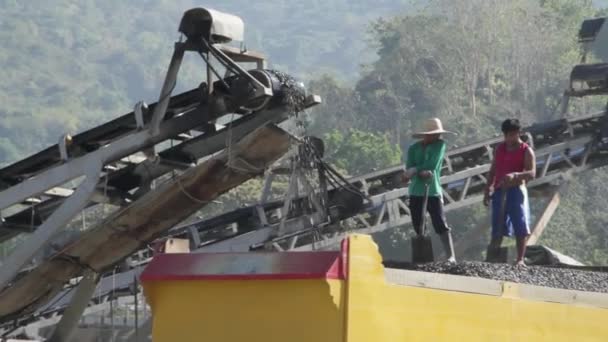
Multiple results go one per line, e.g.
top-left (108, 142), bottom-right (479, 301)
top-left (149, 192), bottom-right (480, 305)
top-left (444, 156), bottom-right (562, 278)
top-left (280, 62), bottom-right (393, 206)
top-left (418, 170), bottom-right (433, 179)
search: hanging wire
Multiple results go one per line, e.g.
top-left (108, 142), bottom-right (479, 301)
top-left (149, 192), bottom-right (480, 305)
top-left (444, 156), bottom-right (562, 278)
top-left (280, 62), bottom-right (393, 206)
top-left (175, 176), bottom-right (209, 205)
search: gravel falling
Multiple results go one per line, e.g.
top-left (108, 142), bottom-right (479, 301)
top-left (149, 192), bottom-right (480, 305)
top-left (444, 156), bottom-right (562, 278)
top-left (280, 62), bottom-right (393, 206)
top-left (266, 69), bottom-right (307, 114)
top-left (383, 261), bottom-right (608, 293)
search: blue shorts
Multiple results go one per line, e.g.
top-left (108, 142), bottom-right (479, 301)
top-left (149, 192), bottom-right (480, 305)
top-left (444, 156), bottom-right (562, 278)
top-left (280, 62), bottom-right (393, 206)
top-left (491, 186), bottom-right (530, 239)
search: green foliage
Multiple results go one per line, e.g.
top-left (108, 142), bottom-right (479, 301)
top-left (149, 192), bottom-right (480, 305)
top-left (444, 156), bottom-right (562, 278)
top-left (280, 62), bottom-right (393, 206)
top-left (324, 129), bottom-right (402, 176)
top-left (306, 75), bottom-right (361, 137)
top-left (540, 170), bottom-right (608, 265)
top-left (306, 0), bottom-right (608, 264)
top-left (1, 0), bottom-right (608, 264)
top-left (0, 0), bottom-right (410, 164)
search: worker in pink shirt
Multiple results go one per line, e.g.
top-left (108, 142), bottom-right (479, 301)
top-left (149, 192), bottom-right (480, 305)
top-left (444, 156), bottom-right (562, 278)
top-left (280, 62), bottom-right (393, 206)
top-left (484, 119), bottom-right (536, 266)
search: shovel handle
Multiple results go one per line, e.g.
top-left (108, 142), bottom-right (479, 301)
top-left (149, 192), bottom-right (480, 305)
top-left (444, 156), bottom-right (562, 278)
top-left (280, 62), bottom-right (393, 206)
top-left (498, 188), bottom-right (508, 234)
top-left (420, 183), bottom-right (430, 236)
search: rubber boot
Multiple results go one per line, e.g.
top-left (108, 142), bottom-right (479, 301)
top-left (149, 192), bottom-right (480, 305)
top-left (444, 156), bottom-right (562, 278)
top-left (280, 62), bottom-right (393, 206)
top-left (440, 231), bottom-right (456, 263)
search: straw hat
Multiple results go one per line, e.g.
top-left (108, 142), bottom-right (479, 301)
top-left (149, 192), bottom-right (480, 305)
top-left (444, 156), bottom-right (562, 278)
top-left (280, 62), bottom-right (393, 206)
top-left (413, 118), bottom-right (454, 138)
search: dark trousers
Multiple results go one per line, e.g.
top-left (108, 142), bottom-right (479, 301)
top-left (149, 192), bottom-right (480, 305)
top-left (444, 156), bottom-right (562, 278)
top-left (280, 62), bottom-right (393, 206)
top-left (409, 196), bottom-right (450, 235)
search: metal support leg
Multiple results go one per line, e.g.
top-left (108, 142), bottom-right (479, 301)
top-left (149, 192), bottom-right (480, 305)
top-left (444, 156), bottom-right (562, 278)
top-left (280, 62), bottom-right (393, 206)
top-left (297, 169), bottom-right (325, 215)
top-left (256, 59), bottom-right (266, 70)
top-left (560, 93), bottom-right (571, 117)
top-left (276, 169), bottom-right (297, 236)
top-left (259, 172), bottom-right (276, 204)
top-left (134, 275), bottom-right (139, 342)
top-left (126, 317), bottom-right (153, 342)
top-left (134, 101), bottom-right (148, 130)
top-left (59, 134), bottom-right (72, 161)
top-left (528, 191), bottom-right (561, 245)
top-left (150, 43), bottom-right (186, 135)
top-left (0, 160), bottom-right (102, 290)
top-left (48, 270), bottom-right (100, 342)
top-left (254, 171), bottom-right (277, 229)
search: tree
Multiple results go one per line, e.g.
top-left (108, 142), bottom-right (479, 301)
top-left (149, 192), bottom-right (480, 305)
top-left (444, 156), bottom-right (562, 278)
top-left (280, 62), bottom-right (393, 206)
top-left (306, 75), bottom-right (362, 137)
top-left (324, 129), bottom-right (402, 176)
top-left (324, 0), bottom-right (608, 264)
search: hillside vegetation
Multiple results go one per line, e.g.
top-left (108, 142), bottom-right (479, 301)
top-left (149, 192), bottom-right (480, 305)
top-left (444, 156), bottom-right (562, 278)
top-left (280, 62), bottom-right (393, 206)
top-left (307, 0), bottom-right (608, 264)
top-left (0, 0), bottom-right (408, 162)
top-left (1, 0), bottom-right (608, 264)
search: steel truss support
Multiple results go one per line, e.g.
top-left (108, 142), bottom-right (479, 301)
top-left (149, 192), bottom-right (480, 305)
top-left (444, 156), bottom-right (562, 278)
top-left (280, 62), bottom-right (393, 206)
top-left (3, 110), bottom-right (603, 333)
top-left (150, 44), bottom-right (186, 135)
top-left (0, 42), bottom-right (185, 212)
top-left (126, 318), bottom-right (153, 342)
top-left (190, 125), bottom-right (599, 253)
top-left (275, 169), bottom-right (326, 237)
top-left (0, 26), bottom-right (293, 234)
top-left (48, 270), bottom-right (100, 342)
top-left (0, 160), bottom-right (102, 290)
top-left (0, 124), bottom-right (293, 322)
top-left (528, 191), bottom-right (562, 245)
top-left (289, 133), bottom-right (595, 251)
top-left (0, 109), bottom-right (203, 211)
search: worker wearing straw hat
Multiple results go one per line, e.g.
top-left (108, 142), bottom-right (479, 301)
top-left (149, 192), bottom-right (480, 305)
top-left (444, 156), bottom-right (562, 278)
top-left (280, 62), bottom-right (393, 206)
top-left (403, 118), bottom-right (456, 262)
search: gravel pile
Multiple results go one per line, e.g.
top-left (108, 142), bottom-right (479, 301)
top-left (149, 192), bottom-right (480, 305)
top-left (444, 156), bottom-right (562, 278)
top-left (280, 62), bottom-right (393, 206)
top-left (384, 261), bottom-right (608, 293)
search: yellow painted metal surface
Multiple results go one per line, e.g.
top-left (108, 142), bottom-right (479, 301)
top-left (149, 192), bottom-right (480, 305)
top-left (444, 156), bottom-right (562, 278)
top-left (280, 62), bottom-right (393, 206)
top-left (144, 279), bottom-right (344, 342)
top-left (143, 234), bottom-right (608, 341)
top-left (345, 234), bottom-right (608, 342)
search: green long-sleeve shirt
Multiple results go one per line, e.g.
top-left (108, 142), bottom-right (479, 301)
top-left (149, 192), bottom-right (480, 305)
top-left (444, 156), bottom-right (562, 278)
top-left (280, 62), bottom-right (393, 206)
top-left (406, 139), bottom-right (446, 197)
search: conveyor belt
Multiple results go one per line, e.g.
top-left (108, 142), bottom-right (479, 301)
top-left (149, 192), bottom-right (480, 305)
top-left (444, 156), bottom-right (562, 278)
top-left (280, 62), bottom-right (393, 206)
top-left (154, 112), bottom-right (608, 253)
top-left (0, 89), bottom-right (201, 187)
top-left (0, 6), bottom-right (321, 330)
top-left (4, 112), bottom-right (608, 334)
top-left (5, 10), bottom-right (608, 339)
top-left (0, 123), bottom-right (295, 322)
top-left (4, 111), bottom-right (604, 323)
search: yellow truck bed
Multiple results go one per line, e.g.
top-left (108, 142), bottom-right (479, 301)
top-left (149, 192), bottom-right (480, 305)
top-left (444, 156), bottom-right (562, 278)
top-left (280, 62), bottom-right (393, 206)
top-left (142, 234), bottom-right (608, 341)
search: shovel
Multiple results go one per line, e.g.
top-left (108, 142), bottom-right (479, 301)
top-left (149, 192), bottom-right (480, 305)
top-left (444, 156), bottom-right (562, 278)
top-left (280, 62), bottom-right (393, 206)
top-left (411, 182), bottom-right (434, 263)
top-left (485, 188), bottom-right (508, 263)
